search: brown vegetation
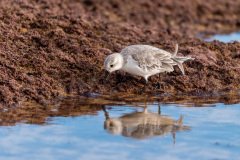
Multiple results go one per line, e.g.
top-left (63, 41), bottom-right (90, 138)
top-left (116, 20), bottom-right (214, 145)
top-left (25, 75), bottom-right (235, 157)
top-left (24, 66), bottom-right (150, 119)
top-left (0, 0), bottom-right (240, 107)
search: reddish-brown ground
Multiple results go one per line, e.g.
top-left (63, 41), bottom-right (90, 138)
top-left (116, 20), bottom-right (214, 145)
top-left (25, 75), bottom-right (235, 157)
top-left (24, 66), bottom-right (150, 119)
top-left (0, 0), bottom-right (240, 107)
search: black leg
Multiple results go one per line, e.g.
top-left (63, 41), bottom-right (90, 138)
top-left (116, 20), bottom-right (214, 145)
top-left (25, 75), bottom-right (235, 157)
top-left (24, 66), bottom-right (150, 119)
top-left (158, 73), bottom-right (161, 89)
top-left (143, 81), bottom-right (147, 91)
top-left (102, 105), bottom-right (109, 120)
top-left (173, 132), bottom-right (176, 145)
top-left (139, 78), bottom-right (147, 94)
top-left (158, 98), bottom-right (161, 115)
top-left (142, 81), bottom-right (147, 92)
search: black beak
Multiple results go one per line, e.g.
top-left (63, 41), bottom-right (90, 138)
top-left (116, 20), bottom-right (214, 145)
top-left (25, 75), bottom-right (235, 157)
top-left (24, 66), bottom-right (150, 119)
top-left (104, 70), bottom-right (110, 80)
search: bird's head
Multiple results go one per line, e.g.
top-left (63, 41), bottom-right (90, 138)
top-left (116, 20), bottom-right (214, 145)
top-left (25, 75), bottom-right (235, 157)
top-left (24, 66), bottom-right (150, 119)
top-left (104, 118), bottom-right (123, 135)
top-left (104, 53), bottom-right (123, 73)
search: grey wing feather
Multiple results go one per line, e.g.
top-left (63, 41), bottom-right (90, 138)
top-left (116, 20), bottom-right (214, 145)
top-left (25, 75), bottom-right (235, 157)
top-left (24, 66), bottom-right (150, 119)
top-left (121, 44), bottom-right (194, 75)
top-left (122, 45), bottom-right (174, 72)
top-left (161, 59), bottom-right (174, 64)
top-left (172, 44), bottom-right (178, 57)
top-left (172, 58), bottom-right (185, 74)
top-left (161, 63), bottom-right (174, 71)
top-left (121, 45), bottom-right (176, 72)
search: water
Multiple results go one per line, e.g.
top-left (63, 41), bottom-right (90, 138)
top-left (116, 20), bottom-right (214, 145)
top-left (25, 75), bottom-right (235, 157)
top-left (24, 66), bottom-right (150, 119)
top-left (0, 94), bottom-right (240, 160)
top-left (204, 30), bottom-right (240, 43)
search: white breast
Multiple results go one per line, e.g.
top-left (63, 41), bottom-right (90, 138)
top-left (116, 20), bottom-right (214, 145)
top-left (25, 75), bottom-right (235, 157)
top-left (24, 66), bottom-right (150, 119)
top-left (120, 56), bottom-right (165, 79)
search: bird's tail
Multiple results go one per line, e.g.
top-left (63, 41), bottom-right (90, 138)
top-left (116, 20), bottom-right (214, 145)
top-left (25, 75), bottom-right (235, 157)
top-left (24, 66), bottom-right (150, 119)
top-left (171, 44), bottom-right (195, 75)
top-left (177, 115), bottom-right (184, 125)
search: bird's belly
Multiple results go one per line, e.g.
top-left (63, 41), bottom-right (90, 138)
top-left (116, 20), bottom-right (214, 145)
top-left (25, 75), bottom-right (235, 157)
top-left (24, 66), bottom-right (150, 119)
top-left (121, 60), bottom-right (163, 78)
top-left (121, 63), bottom-right (145, 77)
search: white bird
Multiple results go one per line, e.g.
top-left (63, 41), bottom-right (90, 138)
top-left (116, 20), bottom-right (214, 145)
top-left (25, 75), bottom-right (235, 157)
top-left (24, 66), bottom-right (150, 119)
top-left (104, 44), bottom-right (194, 91)
top-left (102, 105), bottom-right (189, 140)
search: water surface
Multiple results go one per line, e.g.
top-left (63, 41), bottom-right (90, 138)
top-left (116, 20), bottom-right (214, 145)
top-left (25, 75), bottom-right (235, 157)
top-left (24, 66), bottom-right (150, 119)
top-left (0, 94), bottom-right (240, 160)
top-left (204, 31), bottom-right (240, 43)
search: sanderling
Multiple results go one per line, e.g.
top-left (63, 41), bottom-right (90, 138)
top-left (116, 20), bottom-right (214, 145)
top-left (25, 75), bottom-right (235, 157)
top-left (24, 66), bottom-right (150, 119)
top-left (102, 105), bottom-right (187, 140)
top-left (104, 44), bottom-right (194, 91)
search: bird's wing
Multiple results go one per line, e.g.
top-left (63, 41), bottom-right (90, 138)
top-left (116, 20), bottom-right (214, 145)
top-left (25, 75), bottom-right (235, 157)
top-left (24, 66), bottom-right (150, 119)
top-left (121, 45), bottom-right (174, 72)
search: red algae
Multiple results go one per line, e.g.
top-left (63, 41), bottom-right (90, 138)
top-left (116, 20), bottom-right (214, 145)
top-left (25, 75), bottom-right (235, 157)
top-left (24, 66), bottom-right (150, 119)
top-left (0, 0), bottom-right (240, 107)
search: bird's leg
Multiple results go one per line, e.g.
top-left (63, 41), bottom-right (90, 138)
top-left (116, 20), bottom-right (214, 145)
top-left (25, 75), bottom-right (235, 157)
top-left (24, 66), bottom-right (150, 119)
top-left (139, 78), bottom-right (147, 94)
top-left (173, 132), bottom-right (176, 145)
top-left (143, 80), bottom-right (147, 91)
top-left (158, 98), bottom-right (161, 115)
top-left (102, 105), bottom-right (109, 120)
top-left (158, 73), bottom-right (161, 89)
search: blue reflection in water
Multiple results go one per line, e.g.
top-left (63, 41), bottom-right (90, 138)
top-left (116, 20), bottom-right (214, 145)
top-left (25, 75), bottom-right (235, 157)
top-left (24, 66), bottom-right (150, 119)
top-left (0, 101), bottom-right (240, 160)
top-left (205, 31), bottom-right (240, 43)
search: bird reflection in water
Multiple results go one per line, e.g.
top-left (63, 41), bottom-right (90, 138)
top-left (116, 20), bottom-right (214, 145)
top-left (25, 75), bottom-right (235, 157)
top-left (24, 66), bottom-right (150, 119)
top-left (102, 101), bottom-right (190, 143)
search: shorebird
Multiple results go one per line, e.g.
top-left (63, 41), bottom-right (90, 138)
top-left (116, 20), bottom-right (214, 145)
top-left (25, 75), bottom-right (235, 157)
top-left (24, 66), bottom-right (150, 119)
top-left (104, 44), bottom-right (194, 91)
top-left (102, 105), bottom-right (189, 140)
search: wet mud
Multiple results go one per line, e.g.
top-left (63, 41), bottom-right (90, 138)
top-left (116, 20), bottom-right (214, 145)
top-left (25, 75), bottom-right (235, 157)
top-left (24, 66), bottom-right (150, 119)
top-left (1, 93), bottom-right (240, 126)
top-left (0, 0), bottom-right (240, 107)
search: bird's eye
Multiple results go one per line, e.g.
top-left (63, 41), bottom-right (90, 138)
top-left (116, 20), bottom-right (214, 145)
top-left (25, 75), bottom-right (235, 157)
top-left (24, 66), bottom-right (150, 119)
top-left (110, 64), bottom-right (113, 67)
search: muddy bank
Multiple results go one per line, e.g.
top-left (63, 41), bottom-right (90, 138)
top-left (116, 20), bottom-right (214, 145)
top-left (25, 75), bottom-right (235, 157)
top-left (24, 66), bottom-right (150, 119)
top-left (1, 93), bottom-right (240, 126)
top-left (0, 0), bottom-right (240, 107)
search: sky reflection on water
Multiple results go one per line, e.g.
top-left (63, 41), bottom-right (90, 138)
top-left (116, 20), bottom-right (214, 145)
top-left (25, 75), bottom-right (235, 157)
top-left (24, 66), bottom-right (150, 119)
top-left (204, 31), bottom-right (240, 43)
top-left (0, 95), bottom-right (240, 160)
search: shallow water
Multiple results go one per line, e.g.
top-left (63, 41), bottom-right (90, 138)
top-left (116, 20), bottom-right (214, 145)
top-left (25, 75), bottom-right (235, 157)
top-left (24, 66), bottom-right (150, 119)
top-left (204, 31), bottom-right (240, 43)
top-left (0, 94), bottom-right (240, 160)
